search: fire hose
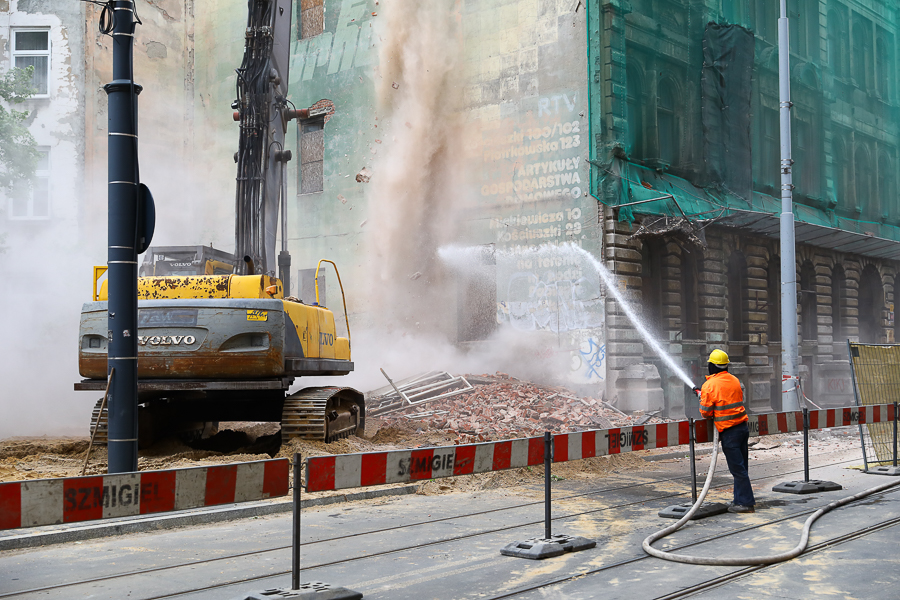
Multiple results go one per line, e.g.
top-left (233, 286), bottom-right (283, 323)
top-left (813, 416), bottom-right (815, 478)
top-left (643, 425), bottom-right (900, 565)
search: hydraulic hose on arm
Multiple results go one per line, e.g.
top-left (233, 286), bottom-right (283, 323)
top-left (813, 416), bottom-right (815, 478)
top-left (643, 425), bottom-right (900, 566)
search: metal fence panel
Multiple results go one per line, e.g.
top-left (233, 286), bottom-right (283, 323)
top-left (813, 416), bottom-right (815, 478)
top-left (847, 342), bottom-right (900, 469)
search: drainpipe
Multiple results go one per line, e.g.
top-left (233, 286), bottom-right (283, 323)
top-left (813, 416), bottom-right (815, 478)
top-left (778, 0), bottom-right (801, 412)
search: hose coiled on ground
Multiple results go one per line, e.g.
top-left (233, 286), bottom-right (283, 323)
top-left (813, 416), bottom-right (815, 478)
top-left (642, 427), bottom-right (900, 565)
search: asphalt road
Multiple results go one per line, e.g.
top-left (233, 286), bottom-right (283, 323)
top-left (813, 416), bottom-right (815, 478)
top-left (1, 430), bottom-right (898, 600)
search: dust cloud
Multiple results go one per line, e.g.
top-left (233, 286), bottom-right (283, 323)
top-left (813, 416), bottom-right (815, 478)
top-left (0, 226), bottom-right (102, 439)
top-left (363, 0), bottom-right (466, 334)
top-left (0, 132), bottom-right (232, 441)
top-left (334, 0), bottom-right (578, 392)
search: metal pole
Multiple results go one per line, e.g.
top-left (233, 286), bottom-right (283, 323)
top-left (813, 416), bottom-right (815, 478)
top-left (803, 408), bottom-right (810, 482)
top-left (292, 453), bottom-right (301, 590)
top-left (689, 418), bottom-right (698, 503)
top-left (105, 0), bottom-right (141, 473)
top-left (893, 402), bottom-right (898, 468)
top-left (778, 0), bottom-right (800, 413)
top-left (544, 431), bottom-right (552, 540)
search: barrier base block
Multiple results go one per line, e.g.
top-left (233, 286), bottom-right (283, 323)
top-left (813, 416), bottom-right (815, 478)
top-left (235, 583), bottom-right (363, 600)
top-left (658, 501), bottom-right (729, 520)
top-left (773, 480), bottom-right (842, 494)
top-left (866, 465), bottom-right (900, 476)
top-left (500, 534), bottom-right (596, 560)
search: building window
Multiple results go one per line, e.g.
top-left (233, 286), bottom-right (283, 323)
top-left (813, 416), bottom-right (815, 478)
top-left (657, 79), bottom-right (679, 167)
top-left (728, 251), bottom-right (748, 342)
top-left (626, 66), bottom-right (644, 159)
top-left (789, 0), bottom-right (808, 57)
top-left (299, 0), bottom-right (324, 39)
top-left (832, 264), bottom-right (846, 347)
top-left (12, 29), bottom-right (50, 96)
top-left (751, 0), bottom-right (777, 43)
top-left (794, 119), bottom-right (821, 199)
top-left (827, 12), bottom-right (843, 77)
top-left (767, 256), bottom-right (781, 343)
top-left (858, 265), bottom-right (883, 343)
top-left (800, 261), bottom-right (817, 341)
top-left (640, 238), bottom-right (665, 337)
top-left (9, 148), bottom-right (50, 220)
top-left (852, 20), bottom-right (871, 90)
top-left (878, 151), bottom-right (895, 222)
top-left (299, 117), bottom-right (324, 194)
top-left (856, 143), bottom-right (874, 218)
top-left (762, 108), bottom-right (779, 189)
top-left (876, 36), bottom-right (892, 100)
top-left (832, 135), bottom-right (850, 208)
top-left (680, 248), bottom-right (699, 340)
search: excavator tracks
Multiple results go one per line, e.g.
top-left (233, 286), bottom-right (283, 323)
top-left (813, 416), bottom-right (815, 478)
top-left (281, 387), bottom-right (365, 443)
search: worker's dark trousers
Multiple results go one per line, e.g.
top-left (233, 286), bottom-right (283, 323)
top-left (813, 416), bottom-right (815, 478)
top-left (720, 421), bottom-right (755, 506)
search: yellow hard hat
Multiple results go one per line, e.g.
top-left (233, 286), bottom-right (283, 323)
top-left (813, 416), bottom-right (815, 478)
top-left (708, 349), bottom-right (730, 365)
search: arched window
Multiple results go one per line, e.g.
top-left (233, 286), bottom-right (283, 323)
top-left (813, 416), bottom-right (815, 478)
top-left (832, 264), bottom-right (846, 347)
top-left (627, 67), bottom-right (644, 159)
top-left (856, 144), bottom-right (874, 219)
top-left (878, 151), bottom-right (896, 223)
top-left (768, 256), bottom-right (782, 343)
top-left (728, 251), bottom-right (748, 342)
top-left (657, 79), bottom-right (679, 167)
top-left (800, 261), bottom-right (818, 341)
top-left (858, 265), bottom-right (884, 343)
top-left (681, 248), bottom-right (699, 340)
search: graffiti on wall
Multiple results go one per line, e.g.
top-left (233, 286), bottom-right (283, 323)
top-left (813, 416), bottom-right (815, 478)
top-left (572, 337), bottom-right (606, 383)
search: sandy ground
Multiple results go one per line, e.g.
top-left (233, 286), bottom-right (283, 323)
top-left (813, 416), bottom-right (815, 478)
top-left (0, 411), bottom-right (867, 506)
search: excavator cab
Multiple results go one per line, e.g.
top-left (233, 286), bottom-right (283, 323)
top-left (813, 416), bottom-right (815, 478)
top-left (139, 245), bottom-right (236, 277)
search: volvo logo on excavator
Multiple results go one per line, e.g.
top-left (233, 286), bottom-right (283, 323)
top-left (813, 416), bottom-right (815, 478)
top-left (138, 335), bottom-right (197, 346)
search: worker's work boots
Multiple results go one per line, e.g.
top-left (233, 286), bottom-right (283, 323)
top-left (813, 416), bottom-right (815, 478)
top-left (727, 504), bottom-right (755, 514)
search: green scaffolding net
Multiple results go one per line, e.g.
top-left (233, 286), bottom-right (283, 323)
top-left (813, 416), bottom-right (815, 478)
top-left (591, 8), bottom-right (900, 254)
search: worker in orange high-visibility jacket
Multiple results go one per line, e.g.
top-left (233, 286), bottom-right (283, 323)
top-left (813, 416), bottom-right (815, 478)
top-left (696, 349), bottom-right (755, 513)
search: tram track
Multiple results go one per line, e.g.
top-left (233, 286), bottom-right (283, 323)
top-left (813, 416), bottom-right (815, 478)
top-left (2, 448), bottom-right (862, 600)
top-left (484, 489), bottom-right (900, 600)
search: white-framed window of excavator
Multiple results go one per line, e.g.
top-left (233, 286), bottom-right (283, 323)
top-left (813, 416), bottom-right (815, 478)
top-left (9, 148), bottom-right (51, 220)
top-left (11, 29), bottom-right (51, 97)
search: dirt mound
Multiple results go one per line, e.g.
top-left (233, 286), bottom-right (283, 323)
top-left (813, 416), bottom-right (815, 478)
top-left (0, 438), bottom-right (90, 460)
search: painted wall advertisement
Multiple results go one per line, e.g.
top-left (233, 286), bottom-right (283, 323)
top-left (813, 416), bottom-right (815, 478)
top-left (461, 2), bottom-right (605, 385)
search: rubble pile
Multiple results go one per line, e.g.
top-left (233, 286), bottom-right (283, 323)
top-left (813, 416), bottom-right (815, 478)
top-left (372, 372), bottom-right (668, 444)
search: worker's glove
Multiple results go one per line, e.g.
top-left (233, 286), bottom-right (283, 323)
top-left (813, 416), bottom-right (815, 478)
top-left (692, 386), bottom-right (701, 396)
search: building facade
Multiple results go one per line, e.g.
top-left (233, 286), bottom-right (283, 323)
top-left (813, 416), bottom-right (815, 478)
top-left (591, 0), bottom-right (898, 414)
top-left (35, 0), bottom-right (897, 418)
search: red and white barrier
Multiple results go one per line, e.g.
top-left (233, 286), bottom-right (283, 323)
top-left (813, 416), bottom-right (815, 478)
top-left (306, 404), bottom-right (893, 492)
top-left (0, 458), bottom-right (289, 530)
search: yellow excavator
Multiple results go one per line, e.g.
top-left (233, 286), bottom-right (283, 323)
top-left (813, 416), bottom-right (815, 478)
top-left (75, 0), bottom-right (364, 447)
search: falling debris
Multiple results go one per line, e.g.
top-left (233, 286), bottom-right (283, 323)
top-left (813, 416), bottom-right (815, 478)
top-left (392, 81), bottom-right (399, 89)
top-left (356, 167), bottom-right (372, 183)
top-left (408, 271), bottom-right (422, 280)
top-left (359, 219), bottom-right (368, 228)
top-left (337, 194), bottom-right (347, 204)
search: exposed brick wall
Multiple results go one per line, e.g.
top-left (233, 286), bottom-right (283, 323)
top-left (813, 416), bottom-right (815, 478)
top-left (307, 99), bottom-right (335, 125)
